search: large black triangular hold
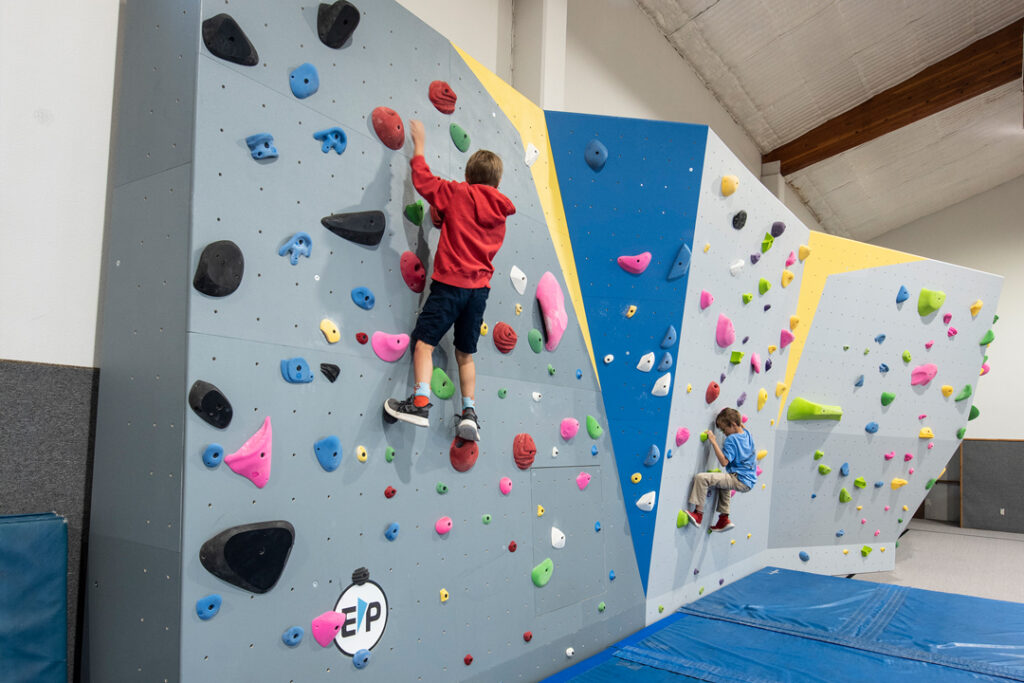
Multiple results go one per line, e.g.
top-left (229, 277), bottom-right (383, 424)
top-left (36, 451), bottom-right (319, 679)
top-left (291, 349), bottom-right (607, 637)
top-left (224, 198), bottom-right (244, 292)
top-left (320, 363), bottom-right (340, 383)
top-left (202, 13), bottom-right (259, 66)
top-left (321, 210), bottom-right (386, 246)
top-left (200, 521), bottom-right (295, 594)
top-left (318, 1), bottom-right (360, 49)
top-left (193, 240), bottom-right (244, 297)
top-left (189, 380), bottom-right (233, 429)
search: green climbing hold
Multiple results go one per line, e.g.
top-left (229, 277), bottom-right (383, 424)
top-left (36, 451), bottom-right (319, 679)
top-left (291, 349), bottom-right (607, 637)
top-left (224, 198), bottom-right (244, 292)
top-left (404, 199), bottom-right (424, 226)
top-left (497, 388), bottom-right (507, 399)
top-left (861, 545), bottom-right (872, 557)
top-left (881, 391), bottom-right (895, 406)
top-left (761, 232), bottom-right (774, 253)
top-left (597, 601), bottom-right (606, 612)
top-left (586, 415), bottom-right (603, 439)
top-left (547, 364), bottom-right (556, 376)
top-left (385, 446), bottom-right (395, 463)
top-left (698, 587), bottom-right (705, 595)
top-left (700, 431), bottom-right (709, 443)
top-left (742, 293), bottom-right (753, 304)
top-left (730, 350), bottom-right (744, 364)
top-left (450, 123), bottom-right (470, 152)
top-left (787, 397), bottom-right (843, 421)
top-left (917, 288), bottom-right (946, 316)
top-left (863, 348), bottom-right (870, 355)
top-left (969, 405), bottom-right (980, 421)
top-left (658, 605), bottom-right (665, 613)
top-left (431, 367), bottom-right (455, 400)
top-left (481, 513), bottom-right (492, 524)
top-left (707, 467), bottom-right (722, 474)
top-left (814, 450), bottom-right (824, 460)
top-left (531, 558), bottom-right (554, 587)
top-left (980, 329), bottom-right (995, 346)
top-left (957, 427), bottom-right (966, 439)
top-left (955, 385), bottom-right (972, 401)
top-left (839, 488), bottom-right (852, 503)
top-left (993, 314), bottom-right (999, 324)
top-left (902, 350), bottom-right (911, 363)
top-left (528, 329), bottom-right (543, 353)
top-left (676, 510), bottom-right (689, 527)
top-left (759, 278), bottom-right (771, 295)
top-left (854, 477), bottom-right (866, 489)
top-left (436, 482), bottom-right (449, 494)
top-left (925, 478), bottom-right (936, 490)
top-left (818, 464), bottom-right (831, 475)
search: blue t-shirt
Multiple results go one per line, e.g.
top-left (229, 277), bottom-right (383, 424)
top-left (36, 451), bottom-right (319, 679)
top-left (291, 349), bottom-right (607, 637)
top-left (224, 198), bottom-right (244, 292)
top-left (723, 430), bottom-right (757, 489)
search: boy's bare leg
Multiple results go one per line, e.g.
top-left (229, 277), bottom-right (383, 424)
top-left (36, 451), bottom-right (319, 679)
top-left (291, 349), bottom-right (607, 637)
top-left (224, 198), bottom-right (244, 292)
top-left (455, 350), bottom-right (480, 441)
top-left (414, 340), bottom-right (434, 386)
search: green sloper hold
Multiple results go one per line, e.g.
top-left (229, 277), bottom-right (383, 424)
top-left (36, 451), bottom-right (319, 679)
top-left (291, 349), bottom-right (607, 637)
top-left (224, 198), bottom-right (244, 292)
top-left (450, 123), bottom-right (470, 152)
top-left (528, 329), bottom-right (543, 353)
top-left (531, 558), bottom-right (554, 587)
top-left (925, 478), bottom-right (936, 490)
top-left (917, 288), bottom-right (946, 316)
top-left (854, 477), bottom-right (867, 489)
top-left (497, 388), bottom-right (507, 398)
top-left (676, 510), bottom-right (689, 528)
top-left (980, 329), bottom-right (995, 346)
top-left (547, 364), bottom-right (556, 376)
top-left (839, 488), bottom-right (852, 503)
top-left (787, 397), bottom-right (843, 421)
top-left (431, 367), bottom-right (455, 399)
top-left (818, 464), bottom-right (831, 475)
top-left (699, 431), bottom-right (709, 442)
top-left (742, 293), bottom-right (753, 304)
top-left (730, 351), bottom-right (744, 364)
top-left (901, 351), bottom-right (911, 363)
top-left (385, 447), bottom-right (395, 463)
top-left (957, 427), bottom-right (966, 439)
top-left (813, 450), bottom-right (824, 460)
top-left (759, 278), bottom-right (771, 295)
top-left (404, 200), bottom-right (424, 226)
top-left (586, 415), bottom-right (603, 439)
top-left (761, 232), bottom-right (774, 253)
top-left (881, 392), bottom-right (895, 406)
top-left (861, 545), bottom-right (872, 557)
top-left (955, 385), bottom-right (972, 401)
top-left (969, 405), bottom-right (980, 421)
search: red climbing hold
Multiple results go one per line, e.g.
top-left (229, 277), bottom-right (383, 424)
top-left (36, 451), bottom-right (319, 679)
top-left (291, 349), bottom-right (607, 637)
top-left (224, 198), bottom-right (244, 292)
top-left (400, 251), bottom-right (426, 293)
top-left (464, 654), bottom-right (473, 666)
top-left (508, 541), bottom-right (517, 552)
top-left (356, 332), bottom-right (368, 344)
top-left (429, 80), bottom-right (458, 114)
top-left (371, 106), bottom-right (404, 150)
top-left (450, 437), bottom-right (479, 473)
top-left (493, 322), bottom-right (518, 354)
top-left (523, 631), bottom-right (533, 642)
top-left (384, 486), bottom-right (397, 499)
top-left (513, 433), bottom-right (537, 470)
top-left (705, 381), bottom-right (720, 405)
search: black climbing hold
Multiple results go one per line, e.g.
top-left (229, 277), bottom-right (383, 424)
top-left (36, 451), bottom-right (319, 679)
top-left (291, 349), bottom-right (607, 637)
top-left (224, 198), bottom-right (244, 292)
top-left (317, 1), bottom-right (360, 49)
top-left (193, 240), bottom-right (244, 297)
top-left (189, 380), bottom-right (233, 429)
top-left (352, 566), bottom-right (370, 585)
top-left (199, 521), bottom-right (295, 594)
top-left (201, 14), bottom-right (259, 66)
top-left (732, 211), bottom-right (747, 229)
top-left (321, 210), bottom-right (386, 246)
top-left (320, 363), bottom-right (340, 383)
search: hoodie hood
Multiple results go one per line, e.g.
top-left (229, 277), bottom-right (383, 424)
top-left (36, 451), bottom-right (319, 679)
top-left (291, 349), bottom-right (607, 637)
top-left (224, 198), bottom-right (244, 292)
top-left (470, 184), bottom-right (516, 228)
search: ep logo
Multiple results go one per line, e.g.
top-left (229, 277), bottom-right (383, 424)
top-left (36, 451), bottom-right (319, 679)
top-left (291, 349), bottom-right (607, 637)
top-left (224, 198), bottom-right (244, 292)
top-left (332, 567), bottom-right (388, 656)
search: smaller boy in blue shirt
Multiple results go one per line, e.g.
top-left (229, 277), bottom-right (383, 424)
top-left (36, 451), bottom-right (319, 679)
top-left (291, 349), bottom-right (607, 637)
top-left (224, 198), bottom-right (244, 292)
top-left (684, 407), bottom-right (756, 532)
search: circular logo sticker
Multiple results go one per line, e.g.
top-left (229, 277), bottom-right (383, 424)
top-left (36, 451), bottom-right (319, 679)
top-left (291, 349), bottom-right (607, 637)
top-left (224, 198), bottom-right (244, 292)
top-left (332, 568), bottom-right (388, 656)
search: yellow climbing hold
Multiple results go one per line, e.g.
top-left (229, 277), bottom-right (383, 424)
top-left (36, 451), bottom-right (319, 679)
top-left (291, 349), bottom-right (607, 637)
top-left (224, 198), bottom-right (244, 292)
top-left (721, 175), bottom-right (739, 196)
top-left (789, 316), bottom-right (799, 331)
top-left (843, 549), bottom-right (849, 555)
top-left (320, 318), bottom-right (340, 344)
top-left (731, 539), bottom-right (736, 545)
top-left (798, 245), bottom-right (811, 261)
top-left (703, 243), bottom-right (711, 253)
top-left (480, 322), bottom-right (489, 335)
top-left (762, 483), bottom-right (766, 489)
top-left (941, 385), bottom-right (953, 397)
top-left (537, 505), bottom-right (545, 517)
top-left (747, 533), bottom-right (752, 539)
top-left (970, 299), bottom-right (983, 318)
top-left (630, 472), bottom-right (642, 484)
top-left (919, 427), bottom-right (934, 439)
top-left (440, 588), bottom-right (449, 603)
top-left (880, 547), bottom-right (886, 552)
top-left (625, 305), bottom-right (637, 318)
top-left (781, 270), bottom-right (794, 288)
top-left (756, 450), bottom-right (768, 461)
top-left (775, 382), bottom-right (787, 398)
top-left (686, 384), bottom-right (693, 393)
top-left (938, 467), bottom-right (947, 479)
top-left (768, 344), bottom-right (778, 354)
top-left (515, 303), bottom-right (522, 316)
top-left (757, 388), bottom-right (768, 411)
top-left (856, 505), bottom-right (863, 511)
top-left (770, 418), bottom-right (775, 426)
top-left (902, 505), bottom-right (908, 511)
top-left (356, 445), bottom-right (368, 463)
top-left (891, 478), bottom-right (908, 490)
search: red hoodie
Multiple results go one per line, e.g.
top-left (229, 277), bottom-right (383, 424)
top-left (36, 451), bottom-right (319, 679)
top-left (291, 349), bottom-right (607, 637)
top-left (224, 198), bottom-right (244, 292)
top-left (410, 155), bottom-right (516, 289)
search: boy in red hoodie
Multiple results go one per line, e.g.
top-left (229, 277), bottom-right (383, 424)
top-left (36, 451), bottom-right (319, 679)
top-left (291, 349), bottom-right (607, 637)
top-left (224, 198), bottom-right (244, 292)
top-left (384, 120), bottom-right (516, 440)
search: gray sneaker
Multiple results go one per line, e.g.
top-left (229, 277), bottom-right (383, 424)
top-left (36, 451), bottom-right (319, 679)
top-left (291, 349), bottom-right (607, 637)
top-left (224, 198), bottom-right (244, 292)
top-left (457, 407), bottom-right (480, 441)
top-left (384, 395), bottom-right (431, 427)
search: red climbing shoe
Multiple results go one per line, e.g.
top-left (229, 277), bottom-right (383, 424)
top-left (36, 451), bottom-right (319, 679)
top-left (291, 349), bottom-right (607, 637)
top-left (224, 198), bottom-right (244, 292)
top-left (685, 510), bottom-right (703, 527)
top-left (710, 515), bottom-right (734, 532)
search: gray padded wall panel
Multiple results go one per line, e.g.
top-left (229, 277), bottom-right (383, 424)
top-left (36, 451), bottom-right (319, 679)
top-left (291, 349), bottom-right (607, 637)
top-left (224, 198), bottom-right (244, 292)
top-left (962, 440), bottom-right (1024, 532)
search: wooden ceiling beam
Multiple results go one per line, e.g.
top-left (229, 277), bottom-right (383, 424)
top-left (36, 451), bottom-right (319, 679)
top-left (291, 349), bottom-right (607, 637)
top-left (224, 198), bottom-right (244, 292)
top-left (763, 18), bottom-right (1024, 175)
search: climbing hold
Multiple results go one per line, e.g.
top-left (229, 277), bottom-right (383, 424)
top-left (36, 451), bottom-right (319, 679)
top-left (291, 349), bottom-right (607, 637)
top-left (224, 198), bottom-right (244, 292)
top-left (316, 0), bottom-right (359, 47)
top-left (730, 351), bottom-right (744, 364)
top-left (721, 175), bottom-right (738, 196)
top-left (385, 447), bottom-right (395, 463)
top-left (925, 340), bottom-right (934, 349)
top-left (532, 558), bottom-right (554, 587)
top-left (840, 462), bottom-right (850, 476)
top-left (667, 243), bottom-right (692, 280)
top-left (566, 648), bottom-right (576, 658)
top-left (384, 486), bottom-right (397, 499)
top-left (282, 626), bottom-right (304, 647)
top-left (196, 594), bottom-right (222, 621)
top-left (798, 551), bottom-right (810, 562)
top-left (729, 259), bottom-right (744, 276)
top-left (854, 375), bottom-right (864, 387)
top-left (513, 433), bottom-right (537, 470)
top-left (891, 478), bottom-right (907, 490)
top-left (435, 517), bottom-right (453, 536)
top-left (586, 416), bottom-right (603, 439)
top-left (499, 477), bottom-right (512, 495)
top-left (676, 428), bottom-right (690, 446)
top-left (524, 143), bottom-right (540, 167)
top-left (706, 382), bottom-right (721, 404)
top-left (370, 332), bottom-right (410, 363)
top-left (349, 286), bottom-right (378, 311)
top-left (818, 465), bottom-right (831, 475)
top-left (222, 416), bottom-right (273, 488)
top-left (624, 305), bottom-right (638, 318)
top-left (585, 139), bottom-right (608, 171)
top-left (636, 352), bottom-right (655, 372)
top-left (403, 200), bottom-right (425, 227)
top-left (536, 272), bottom-right (568, 351)
top-left (652, 373), bottom-right (671, 397)
top-left (278, 232), bottom-right (312, 266)
top-left (289, 62), bottom-right (319, 99)
top-left (699, 290), bottom-right (715, 310)
top-left (761, 233), bottom-right (774, 254)
top-left (768, 221), bottom-right (785, 238)
top-left (598, 601), bottom-right (606, 612)
top-left (854, 477), bottom-right (867, 489)
top-left (861, 546), bottom-right (872, 557)
top-left (786, 251), bottom-right (796, 267)
top-left (193, 240), bottom-right (244, 297)
top-left (481, 513), bottom-right (492, 525)
top-left (617, 252), bottom-right (652, 274)
top-left (781, 270), bottom-right (794, 288)
top-left (319, 319), bottom-right (340, 344)
top-left (947, 326), bottom-right (958, 338)
top-left (464, 654), bottom-right (473, 666)
top-left (687, 384), bottom-right (693, 393)
top-left (884, 451), bottom-right (895, 460)
top-left (904, 453), bottom-right (913, 462)
top-left (919, 427), bottom-right (934, 439)
top-left (644, 445), bottom-right (661, 467)
top-left (839, 488), bottom-right (852, 503)
top-left (311, 611), bottom-right (345, 648)
top-left (532, 392), bottom-right (543, 402)
top-left (910, 363), bottom-right (937, 386)
top-left (943, 312), bottom-right (953, 325)
top-left (430, 367), bottom-right (455, 400)
top-left (865, 422), bottom-right (879, 434)
top-left (716, 313), bottom-right (736, 347)
top-left (756, 450), bottom-right (768, 461)
top-left (322, 210), bottom-right (386, 246)
top-left (881, 392), bottom-right (895, 406)
top-left (657, 352), bottom-right (673, 372)
top-left (576, 472), bottom-right (591, 491)
top-left (775, 382), bottom-right (787, 398)
top-left (757, 388), bottom-right (768, 411)
top-left (636, 491), bottom-right (656, 512)
top-left (941, 385), bottom-right (954, 397)
top-left (355, 332), bottom-right (368, 344)
top-left (750, 352), bottom-right (762, 374)
top-left (438, 588), bottom-right (450, 604)
top-left (980, 329), bottom-right (995, 346)
top-left (980, 363), bottom-right (990, 376)
top-left (814, 450), bottom-right (824, 460)
top-left (917, 288), bottom-right (946, 316)
top-left (902, 350), bottom-right (912, 363)
top-left (787, 397), bottom-right (843, 420)
top-left (313, 126), bottom-right (346, 154)
top-left (970, 300), bottom-right (983, 317)
top-left (355, 445), bottom-right (368, 463)
top-left (551, 527), bottom-right (566, 549)
top-left (202, 13), bottom-right (259, 65)
top-left (875, 334), bottom-right (886, 344)
top-left (955, 384), bottom-right (972, 402)
top-left (756, 279), bottom-right (771, 298)
top-left (676, 510), bottom-right (689, 528)
top-left (732, 211), bottom-right (747, 229)
top-left (314, 436), bottom-right (342, 472)
top-left (428, 80), bottom-right (457, 114)
top-left (202, 444), bottom-right (224, 469)
top-left (509, 265), bottom-right (528, 296)
top-left (490, 322), bottom-right (517, 354)
top-left (497, 388), bottom-right (507, 399)
top-left (522, 328), bottom-right (543, 355)
top-left (245, 133), bottom-right (278, 161)
top-left (894, 285), bottom-right (909, 304)
top-left (396, 251), bottom-right (427, 293)
top-left (516, 304), bottom-right (523, 316)
top-left (700, 431), bottom-right (709, 443)
top-left (371, 107), bottom-right (405, 151)
top-left (436, 482), bottom-right (449, 495)
top-left (384, 522), bottom-right (399, 541)
top-left (449, 123), bottom-right (471, 153)
top-left (560, 418), bottom-right (580, 441)
top-left (750, 253), bottom-right (761, 265)
top-left (449, 437), bottom-right (478, 472)
top-left (200, 520), bottom-right (293, 593)
top-left (798, 245), bottom-right (811, 261)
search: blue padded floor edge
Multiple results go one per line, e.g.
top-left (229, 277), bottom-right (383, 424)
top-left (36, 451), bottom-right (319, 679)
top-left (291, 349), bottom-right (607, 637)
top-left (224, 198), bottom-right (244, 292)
top-left (546, 567), bottom-right (1024, 682)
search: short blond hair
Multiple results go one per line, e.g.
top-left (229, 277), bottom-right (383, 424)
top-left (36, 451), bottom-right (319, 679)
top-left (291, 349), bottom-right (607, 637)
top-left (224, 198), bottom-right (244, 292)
top-left (466, 150), bottom-right (502, 187)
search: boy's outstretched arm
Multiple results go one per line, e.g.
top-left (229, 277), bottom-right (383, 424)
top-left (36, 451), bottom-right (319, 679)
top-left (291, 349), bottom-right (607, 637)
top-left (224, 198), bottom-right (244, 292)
top-left (407, 119), bottom-right (454, 211)
top-left (705, 432), bottom-right (730, 468)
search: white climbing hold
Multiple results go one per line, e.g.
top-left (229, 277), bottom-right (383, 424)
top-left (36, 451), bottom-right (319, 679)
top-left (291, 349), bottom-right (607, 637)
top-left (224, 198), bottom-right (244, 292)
top-left (551, 527), bottom-right (566, 549)
top-left (652, 373), bottom-right (671, 397)
top-left (524, 143), bottom-right (539, 167)
top-left (509, 265), bottom-right (527, 296)
top-left (532, 392), bottom-right (543, 402)
top-left (603, 354), bottom-right (614, 364)
top-left (636, 491), bottom-right (656, 512)
top-left (636, 352), bottom-right (655, 372)
top-left (551, 446), bottom-right (559, 458)
top-left (729, 259), bottom-right (744, 276)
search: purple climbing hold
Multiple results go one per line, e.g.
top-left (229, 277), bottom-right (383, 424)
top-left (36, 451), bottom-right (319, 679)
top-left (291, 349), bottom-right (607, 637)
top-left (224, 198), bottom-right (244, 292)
top-left (750, 253), bottom-right (761, 265)
top-left (764, 358), bottom-right (772, 371)
top-left (771, 221), bottom-right (786, 238)
top-left (737, 392), bottom-right (747, 407)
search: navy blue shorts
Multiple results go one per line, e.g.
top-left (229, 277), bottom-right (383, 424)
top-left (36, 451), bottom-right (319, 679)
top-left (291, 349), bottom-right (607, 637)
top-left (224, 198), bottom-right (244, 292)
top-left (411, 281), bottom-right (490, 354)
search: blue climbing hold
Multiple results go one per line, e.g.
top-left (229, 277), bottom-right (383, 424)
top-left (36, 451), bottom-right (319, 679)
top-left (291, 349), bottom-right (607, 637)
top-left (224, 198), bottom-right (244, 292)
top-left (661, 325), bottom-right (678, 348)
top-left (874, 334), bottom-right (886, 344)
top-left (840, 462), bottom-right (849, 476)
top-left (196, 594), bottom-right (222, 620)
top-left (874, 481), bottom-right (884, 488)
top-left (245, 133), bottom-right (278, 160)
top-left (836, 529), bottom-right (845, 537)
top-left (657, 352), bottom-right (673, 372)
top-left (281, 357), bottom-right (314, 383)
top-left (351, 286), bottom-right (375, 310)
top-left (879, 363), bottom-right (889, 374)
top-left (289, 62), bottom-right (319, 98)
top-left (591, 445), bottom-right (598, 456)
top-left (353, 649), bottom-right (371, 669)
top-left (385, 522), bottom-right (399, 541)
top-left (278, 232), bottom-right (312, 265)
top-left (667, 243), bottom-right (691, 281)
top-left (313, 126), bottom-right (347, 154)
top-left (896, 285), bottom-right (909, 304)
top-left (594, 521), bottom-right (601, 532)
top-left (202, 444), bottom-right (224, 468)
top-left (576, 369), bottom-right (583, 379)
top-left (666, 449), bottom-right (673, 459)
top-left (799, 551), bottom-right (810, 562)
top-left (811, 493), bottom-right (816, 499)
top-left (865, 421), bottom-right (879, 434)
top-left (609, 570), bottom-right (616, 581)
top-left (314, 436), bottom-right (342, 472)
top-left (585, 139), bottom-right (608, 171)
top-left (644, 445), bottom-right (661, 467)
top-left (282, 626), bottom-right (304, 647)
top-left (854, 375), bottom-right (864, 387)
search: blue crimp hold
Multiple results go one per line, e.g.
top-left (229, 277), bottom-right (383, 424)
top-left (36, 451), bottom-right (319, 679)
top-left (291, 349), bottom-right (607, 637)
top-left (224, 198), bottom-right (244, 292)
top-left (351, 286), bottom-right (375, 310)
top-left (278, 232), bottom-right (312, 265)
top-left (314, 436), bottom-right (342, 472)
top-left (661, 325), bottom-right (678, 348)
top-left (865, 421), bottom-right (879, 434)
top-left (196, 594), bottom-right (222, 620)
top-left (874, 334), bottom-right (886, 344)
top-left (281, 357), bottom-right (314, 383)
top-left (385, 522), bottom-right (399, 541)
top-left (245, 133), bottom-right (278, 160)
top-left (202, 444), bottom-right (223, 468)
top-left (289, 62), bottom-right (319, 99)
top-left (282, 626), bottom-right (304, 647)
top-left (313, 126), bottom-right (347, 154)
top-left (855, 374), bottom-right (864, 387)
top-left (879, 363), bottom-right (889, 373)
top-left (896, 285), bottom-right (909, 303)
top-left (840, 462), bottom-right (850, 476)
top-left (585, 138), bottom-right (608, 171)
top-left (644, 445), bottom-right (661, 467)
top-left (657, 351), bottom-right (673, 372)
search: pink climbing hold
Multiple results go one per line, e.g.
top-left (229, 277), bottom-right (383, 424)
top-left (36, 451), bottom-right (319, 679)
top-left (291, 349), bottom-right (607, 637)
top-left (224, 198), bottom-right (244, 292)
top-left (785, 251), bottom-right (796, 267)
top-left (224, 416), bottom-right (272, 489)
top-left (435, 516), bottom-right (453, 535)
top-left (884, 452), bottom-right (895, 460)
top-left (755, 465), bottom-right (763, 476)
top-left (885, 505), bottom-right (890, 511)
top-left (617, 252), bottom-right (652, 274)
top-left (780, 329), bottom-right (795, 349)
top-left (981, 363), bottom-right (990, 376)
top-left (910, 363), bottom-right (937, 386)
top-left (371, 331), bottom-right (410, 362)
top-left (311, 611), bottom-right (345, 647)
top-left (675, 427), bottom-right (690, 446)
top-left (925, 340), bottom-right (934, 349)
top-left (536, 271), bottom-right (568, 352)
top-left (874, 530), bottom-right (881, 537)
top-left (715, 313), bottom-right (735, 348)
top-left (499, 476), bottom-right (513, 495)
top-left (947, 326), bottom-right (958, 338)
top-left (861, 518), bottom-right (867, 525)
top-left (943, 313), bottom-right (952, 324)
top-left (927, 443), bottom-right (934, 449)
top-left (576, 471), bottom-right (591, 491)
top-left (700, 290), bottom-right (714, 310)
top-left (908, 467), bottom-right (915, 475)
top-left (560, 418), bottom-right (580, 441)
top-left (750, 352), bottom-right (761, 373)
top-left (904, 453), bottom-right (913, 462)
top-left (741, 415), bottom-right (748, 424)
top-left (918, 414), bottom-right (927, 420)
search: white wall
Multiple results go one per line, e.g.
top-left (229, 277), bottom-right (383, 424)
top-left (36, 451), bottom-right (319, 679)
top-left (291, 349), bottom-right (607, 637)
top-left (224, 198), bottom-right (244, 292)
top-left (396, 0), bottom-right (513, 81)
top-left (871, 174), bottom-right (1023, 440)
